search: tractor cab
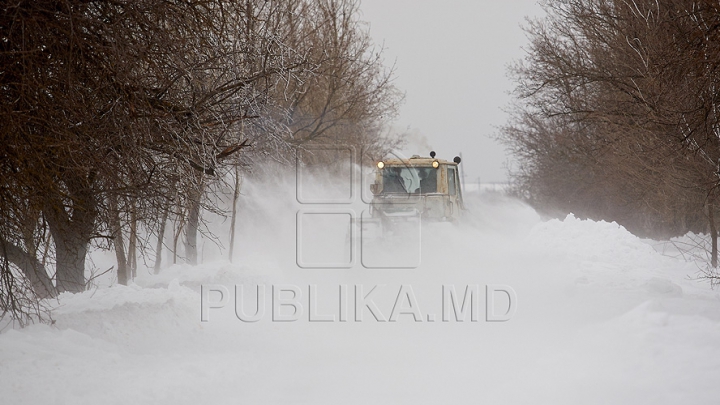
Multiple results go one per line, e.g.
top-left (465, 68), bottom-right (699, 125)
top-left (369, 151), bottom-right (464, 222)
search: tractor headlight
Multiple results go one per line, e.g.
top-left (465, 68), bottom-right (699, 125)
top-left (432, 160), bottom-right (439, 169)
top-left (377, 161), bottom-right (385, 169)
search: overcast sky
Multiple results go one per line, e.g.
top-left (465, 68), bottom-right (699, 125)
top-left (359, 0), bottom-right (544, 183)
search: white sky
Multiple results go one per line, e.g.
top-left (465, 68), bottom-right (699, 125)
top-left (359, 0), bottom-right (544, 183)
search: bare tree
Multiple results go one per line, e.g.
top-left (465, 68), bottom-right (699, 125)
top-left (1, 0), bottom-right (404, 324)
top-left (1, 0), bottom-right (308, 311)
top-left (502, 0), bottom-right (720, 265)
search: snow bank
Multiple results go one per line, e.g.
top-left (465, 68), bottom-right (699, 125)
top-left (529, 213), bottom-right (658, 261)
top-left (526, 214), bottom-right (707, 300)
top-left (52, 282), bottom-right (202, 349)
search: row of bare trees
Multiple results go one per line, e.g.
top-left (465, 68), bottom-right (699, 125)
top-left (501, 0), bottom-right (720, 269)
top-left (0, 0), bottom-right (402, 324)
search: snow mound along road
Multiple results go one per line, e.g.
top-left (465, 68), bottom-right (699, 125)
top-left (52, 281), bottom-right (203, 350)
top-left (529, 213), bottom-right (659, 262)
top-left (526, 214), bottom-right (702, 298)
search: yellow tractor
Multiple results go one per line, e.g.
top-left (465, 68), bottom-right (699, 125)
top-left (369, 151), bottom-right (465, 226)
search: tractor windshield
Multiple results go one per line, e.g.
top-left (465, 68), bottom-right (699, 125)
top-left (382, 166), bottom-right (437, 194)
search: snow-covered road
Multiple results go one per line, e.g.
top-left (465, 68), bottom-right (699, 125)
top-left (2, 187), bottom-right (720, 404)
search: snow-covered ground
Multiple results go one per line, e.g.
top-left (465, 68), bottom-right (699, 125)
top-left (2, 175), bottom-right (720, 404)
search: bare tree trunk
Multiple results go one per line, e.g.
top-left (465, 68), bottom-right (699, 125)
top-left (0, 238), bottom-right (56, 298)
top-left (44, 181), bottom-right (95, 293)
top-left (10, 209), bottom-right (57, 297)
top-left (185, 196), bottom-right (201, 265)
top-left (128, 206), bottom-right (137, 279)
top-left (41, 229), bottom-right (51, 269)
top-left (185, 178), bottom-right (204, 265)
top-left (173, 210), bottom-right (185, 265)
top-left (229, 167), bottom-right (242, 262)
top-left (154, 204), bottom-right (170, 274)
top-left (50, 229), bottom-right (89, 293)
top-left (109, 197), bottom-right (129, 286)
top-left (710, 200), bottom-right (718, 268)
